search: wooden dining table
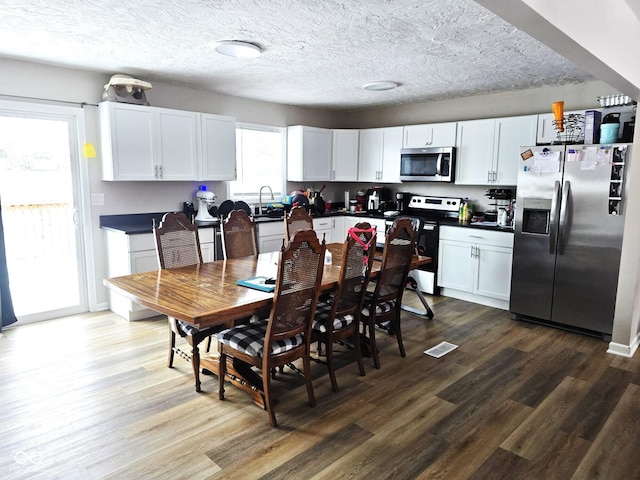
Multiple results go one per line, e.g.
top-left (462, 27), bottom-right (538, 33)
top-left (104, 242), bottom-right (430, 406)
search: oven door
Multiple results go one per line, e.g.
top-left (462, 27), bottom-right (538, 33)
top-left (410, 221), bottom-right (439, 294)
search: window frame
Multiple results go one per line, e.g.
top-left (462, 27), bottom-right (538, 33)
top-left (230, 122), bottom-right (287, 204)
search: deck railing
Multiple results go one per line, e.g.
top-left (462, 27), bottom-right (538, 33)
top-left (3, 203), bottom-right (76, 260)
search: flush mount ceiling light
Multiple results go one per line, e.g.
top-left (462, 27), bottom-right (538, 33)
top-left (214, 40), bottom-right (262, 58)
top-left (363, 81), bottom-right (399, 91)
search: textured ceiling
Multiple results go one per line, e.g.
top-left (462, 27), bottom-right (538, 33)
top-left (0, 0), bottom-right (594, 110)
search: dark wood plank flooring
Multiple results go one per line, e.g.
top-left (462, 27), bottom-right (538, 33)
top-left (2, 293), bottom-right (640, 479)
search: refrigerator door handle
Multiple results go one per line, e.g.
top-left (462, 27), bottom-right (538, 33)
top-left (558, 180), bottom-right (570, 255)
top-left (549, 180), bottom-right (561, 254)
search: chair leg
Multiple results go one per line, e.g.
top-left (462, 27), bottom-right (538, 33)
top-left (168, 328), bottom-right (176, 368)
top-left (368, 317), bottom-right (381, 369)
top-left (303, 349), bottom-right (316, 408)
top-left (354, 327), bottom-right (366, 377)
top-left (394, 313), bottom-right (406, 358)
top-left (325, 339), bottom-right (338, 392)
top-left (205, 335), bottom-right (212, 353)
top-left (190, 340), bottom-right (202, 393)
top-left (218, 351), bottom-right (227, 400)
top-left (263, 367), bottom-right (278, 428)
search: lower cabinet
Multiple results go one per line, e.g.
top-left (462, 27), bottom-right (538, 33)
top-left (313, 217), bottom-right (333, 244)
top-left (257, 220), bottom-right (286, 253)
top-left (105, 228), bottom-right (215, 320)
top-left (437, 226), bottom-right (513, 309)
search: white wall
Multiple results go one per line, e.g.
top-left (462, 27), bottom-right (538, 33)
top-left (0, 57), bottom-right (340, 310)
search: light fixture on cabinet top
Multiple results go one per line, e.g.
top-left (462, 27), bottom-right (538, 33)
top-left (214, 40), bottom-right (262, 58)
top-left (363, 81), bottom-right (399, 91)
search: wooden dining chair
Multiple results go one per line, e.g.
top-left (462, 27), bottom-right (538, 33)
top-left (284, 205), bottom-right (313, 240)
top-left (311, 222), bottom-right (376, 392)
top-left (360, 217), bottom-right (416, 369)
top-left (154, 211), bottom-right (227, 392)
top-left (221, 209), bottom-right (258, 259)
top-left (217, 229), bottom-right (326, 428)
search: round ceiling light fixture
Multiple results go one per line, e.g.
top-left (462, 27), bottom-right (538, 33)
top-left (214, 40), bottom-right (262, 58)
top-left (363, 81), bottom-right (399, 91)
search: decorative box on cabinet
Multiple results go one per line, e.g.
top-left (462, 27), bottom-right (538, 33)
top-left (455, 115), bottom-right (537, 186)
top-left (287, 125), bottom-right (332, 182)
top-left (437, 226), bottom-right (513, 309)
top-left (100, 102), bottom-right (199, 181)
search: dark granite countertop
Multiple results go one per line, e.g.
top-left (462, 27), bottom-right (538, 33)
top-left (100, 211), bottom-right (512, 235)
top-left (100, 212), bottom-right (219, 235)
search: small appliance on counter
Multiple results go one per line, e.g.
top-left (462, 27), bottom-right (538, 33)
top-left (194, 186), bottom-right (217, 225)
top-left (395, 192), bottom-right (412, 213)
top-left (366, 186), bottom-right (391, 213)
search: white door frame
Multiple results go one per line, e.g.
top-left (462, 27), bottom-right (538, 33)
top-left (0, 99), bottom-right (93, 323)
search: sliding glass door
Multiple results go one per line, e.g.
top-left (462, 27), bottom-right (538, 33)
top-left (0, 102), bottom-right (87, 322)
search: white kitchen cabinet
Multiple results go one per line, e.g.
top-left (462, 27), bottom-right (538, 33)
top-left (358, 127), bottom-right (402, 183)
top-left (331, 129), bottom-right (359, 181)
top-left (287, 125), bottom-right (332, 182)
top-left (536, 109), bottom-right (586, 145)
top-left (455, 115), bottom-right (537, 186)
top-left (437, 226), bottom-right (513, 309)
top-left (403, 122), bottom-right (457, 148)
top-left (257, 220), bottom-right (285, 253)
top-left (100, 102), bottom-right (198, 181)
top-left (313, 217), bottom-right (333, 244)
top-left (200, 113), bottom-right (237, 181)
top-left (105, 228), bottom-right (215, 320)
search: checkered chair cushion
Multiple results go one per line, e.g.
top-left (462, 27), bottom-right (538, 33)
top-left (312, 298), bottom-right (355, 333)
top-left (217, 320), bottom-right (304, 358)
top-left (361, 291), bottom-right (396, 317)
top-left (177, 319), bottom-right (203, 336)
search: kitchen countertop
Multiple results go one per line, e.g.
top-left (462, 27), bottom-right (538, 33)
top-left (100, 211), bottom-right (513, 234)
top-left (100, 212), bottom-right (219, 234)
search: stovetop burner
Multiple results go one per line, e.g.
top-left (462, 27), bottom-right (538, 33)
top-left (406, 195), bottom-right (461, 221)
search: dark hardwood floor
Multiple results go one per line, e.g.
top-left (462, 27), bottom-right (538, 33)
top-left (2, 293), bottom-right (640, 479)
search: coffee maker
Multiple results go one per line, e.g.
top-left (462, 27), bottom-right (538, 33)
top-left (366, 187), bottom-right (391, 213)
top-left (395, 192), bottom-right (411, 213)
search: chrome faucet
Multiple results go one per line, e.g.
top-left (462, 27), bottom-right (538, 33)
top-left (258, 185), bottom-right (274, 216)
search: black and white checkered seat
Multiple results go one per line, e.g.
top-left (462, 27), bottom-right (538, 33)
top-left (217, 320), bottom-right (303, 358)
top-left (361, 291), bottom-right (395, 317)
top-left (312, 299), bottom-right (354, 333)
top-left (177, 320), bottom-right (202, 336)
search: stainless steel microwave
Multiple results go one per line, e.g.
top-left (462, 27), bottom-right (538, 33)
top-left (400, 147), bottom-right (456, 182)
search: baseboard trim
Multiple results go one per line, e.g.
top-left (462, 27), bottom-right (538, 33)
top-left (439, 288), bottom-right (509, 310)
top-left (607, 334), bottom-right (640, 357)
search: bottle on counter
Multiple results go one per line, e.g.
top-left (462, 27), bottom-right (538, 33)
top-left (464, 202), bottom-right (473, 222)
top-left (459, 198), bottom-right (467, 221)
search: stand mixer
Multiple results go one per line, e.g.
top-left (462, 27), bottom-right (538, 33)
top-left (194, 186), bottom-right (217, 224)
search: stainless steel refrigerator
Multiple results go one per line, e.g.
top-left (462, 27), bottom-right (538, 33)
top-left (510, 143), bottom-right (632, 338)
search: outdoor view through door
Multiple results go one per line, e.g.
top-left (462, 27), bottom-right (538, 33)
top-left (0, 107), bottom-right (87, 322)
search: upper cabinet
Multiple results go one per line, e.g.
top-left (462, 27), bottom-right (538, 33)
top-left (287, 125), bottom-right (333, 182)
top-left (358, 126), bottom-right (402, 183)
top-left (200, 113), bottom-right (237, 181)
top-left (455, 115), bottom-right (537, 185)
top-left (99, 102), bottom-right (236, 181)
top-left (100, 102), bottom-right (198, 181)
top-left (331, 129), bottom-right (359, 181)
top-left (403, 122), bottom-right (457, 148)
top-left (536, 110), bottom-right (584, 145)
